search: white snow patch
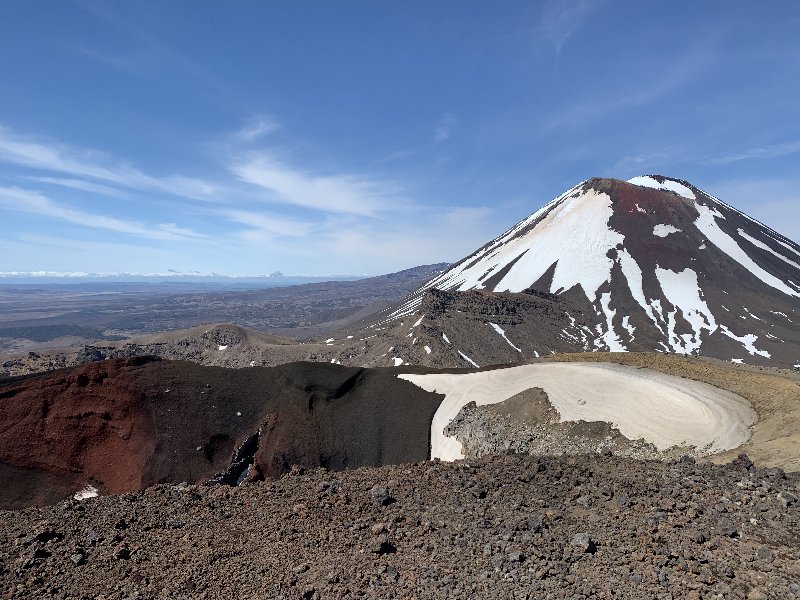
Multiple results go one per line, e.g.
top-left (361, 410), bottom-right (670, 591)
top-left (743, 307), bottom-right (762, 321)
top-left (635, 203), bottom-right (647, 214)
top-left (738, 229), bottom-right (800, 270)
top-left (393, 357), bottom-right (404, 366)
top-left (74, 485), bottom-right (98, 501)
top-left (699, 243), bottom-right (707, 250)
top-left (654, 267), bottom-right (717, 354)
top-left (489, 322), bottom-right (522, 353)
top-left (325, 338), bottom-right (335, 344)
top-left (719, 325), bottom-right (771, 358)
top-left (392, 186), bottom-right (623, 308)
top-left (218, 345), bottom-right (228, 351)
top-left (442, 333), bottom-right (450, 344)
top-left (617, 250), bottom-right (662, 333)
top-left (628, 176), bottom-right (696, 199)
top-left (731, 359), bottom-right (744, 364)
top-left (412, 315), bottom-right (424, 328)
top-left (236, 411), bottom-right (242, 417)
top-left (346, 335), bottom-right (353, 339)
top-left (493, 189), bottom-right (625, 302)
top-left (424, 345), bottom-right (432, 354)
top-left (767, 235), bottom-right (800, 260)
top-left (653, 224), bottom-right (682, 237)
top-left (694, 203), bottom-right (798, 298)
top-left (598, 292), bottom-right (627, 352)
top-left (400, 363), bottom-right (755, 461)
top-left (458, 351), bottom-right (479, 368)
top-left (622, 315), bottom-right (636, 339)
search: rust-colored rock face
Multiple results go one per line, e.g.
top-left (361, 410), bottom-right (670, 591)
top-left (0, 358), bottom-right (442, 509)
top-left (0, 360), bottom-right (156, 500)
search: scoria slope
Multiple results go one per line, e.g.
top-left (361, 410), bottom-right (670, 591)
top-left (379, 176), bottom-right (799, 368)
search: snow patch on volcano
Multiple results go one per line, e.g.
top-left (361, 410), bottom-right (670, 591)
top-left (653, 224), bottom-right (682, 237)
top-left (654, 267), bottom-right (717, 354)
top-left (628, 176), bottom-right (696, 200)
top-left (719, 325), bottom-right (771, 358)
top-left (694, 203), bottom-right (798, 298)
top-left (489, 322), bottom-right (522, 353)
top-left (737, 229), bottom-right (800, 270)
top-left (458, 351), bottom-right (479, 368)
top-left (74, 485), bottom-right (98, 501)
top-left (598, 292), bottom-right (626, 351)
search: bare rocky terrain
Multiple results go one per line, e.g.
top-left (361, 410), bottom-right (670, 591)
top-left (1, 452), bottom-right (798, 599)
top-left (0, 264), bottom-right (446, 354)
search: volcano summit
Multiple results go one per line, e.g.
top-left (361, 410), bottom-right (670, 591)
top-left (377, 175), bottom-right (799, 369)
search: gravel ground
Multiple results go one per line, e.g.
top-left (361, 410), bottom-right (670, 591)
top-left (1, 452), bottom-right (798, 599)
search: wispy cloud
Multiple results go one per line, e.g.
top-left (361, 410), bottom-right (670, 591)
top-left (541, 0), bottom-right (609, 53)
top-left (21, 176), bottom-right (131, 198)
top-left (543, 43), bottom-right (718, 130)
top-left (310, 206), bottom-right (497, 272)
top-left (230, 154), bottom-right (402, 216)
top-left (0, 186), bottom-right (205, 241)
top-left (0, 121), bottom-right (507, 274)
top-left (234, 115), bottom-right (281, 142)
top-left (704, 141), bottom-right (800, 165)
top-left (0, 126), bottom-right (219, 201)
top-left (434, 113), bottom-right (457, 143)
top-left (223, 209), bottom-right (314, 238)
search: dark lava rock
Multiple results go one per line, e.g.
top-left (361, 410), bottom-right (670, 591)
top-left (369, 486), bottom-right (394, 506)
top-left (716, 517), bottom-right (738, 538)
top-left (571, 532), bottom-right (597, 554)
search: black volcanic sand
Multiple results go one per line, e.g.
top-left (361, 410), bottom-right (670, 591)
top-left (1, 453), bottom-right (798, 599)
top-left (0, 358), bottom-right (443, 510)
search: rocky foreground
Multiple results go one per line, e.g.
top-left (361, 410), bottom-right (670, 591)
top-left (1, 453), bottom-right (798, 599)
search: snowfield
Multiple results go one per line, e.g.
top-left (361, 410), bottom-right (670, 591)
top-left (399, 362), bottom-right (756, 461)
top-left (628, 175), bottom-right (696, 199)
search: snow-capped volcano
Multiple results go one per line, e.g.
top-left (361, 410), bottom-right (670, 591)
top-left (388, 176), bottom-right (799, 367)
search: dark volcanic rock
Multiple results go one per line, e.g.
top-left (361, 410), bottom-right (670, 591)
top-left (0, 358), bottom-right (442, 509)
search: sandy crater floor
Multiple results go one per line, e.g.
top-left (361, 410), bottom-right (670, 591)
top-left (400, 362), bottom-right (757, 460)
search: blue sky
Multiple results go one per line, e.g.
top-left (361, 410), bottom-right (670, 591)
top-left (1, 1), bottom-right (799, 276)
